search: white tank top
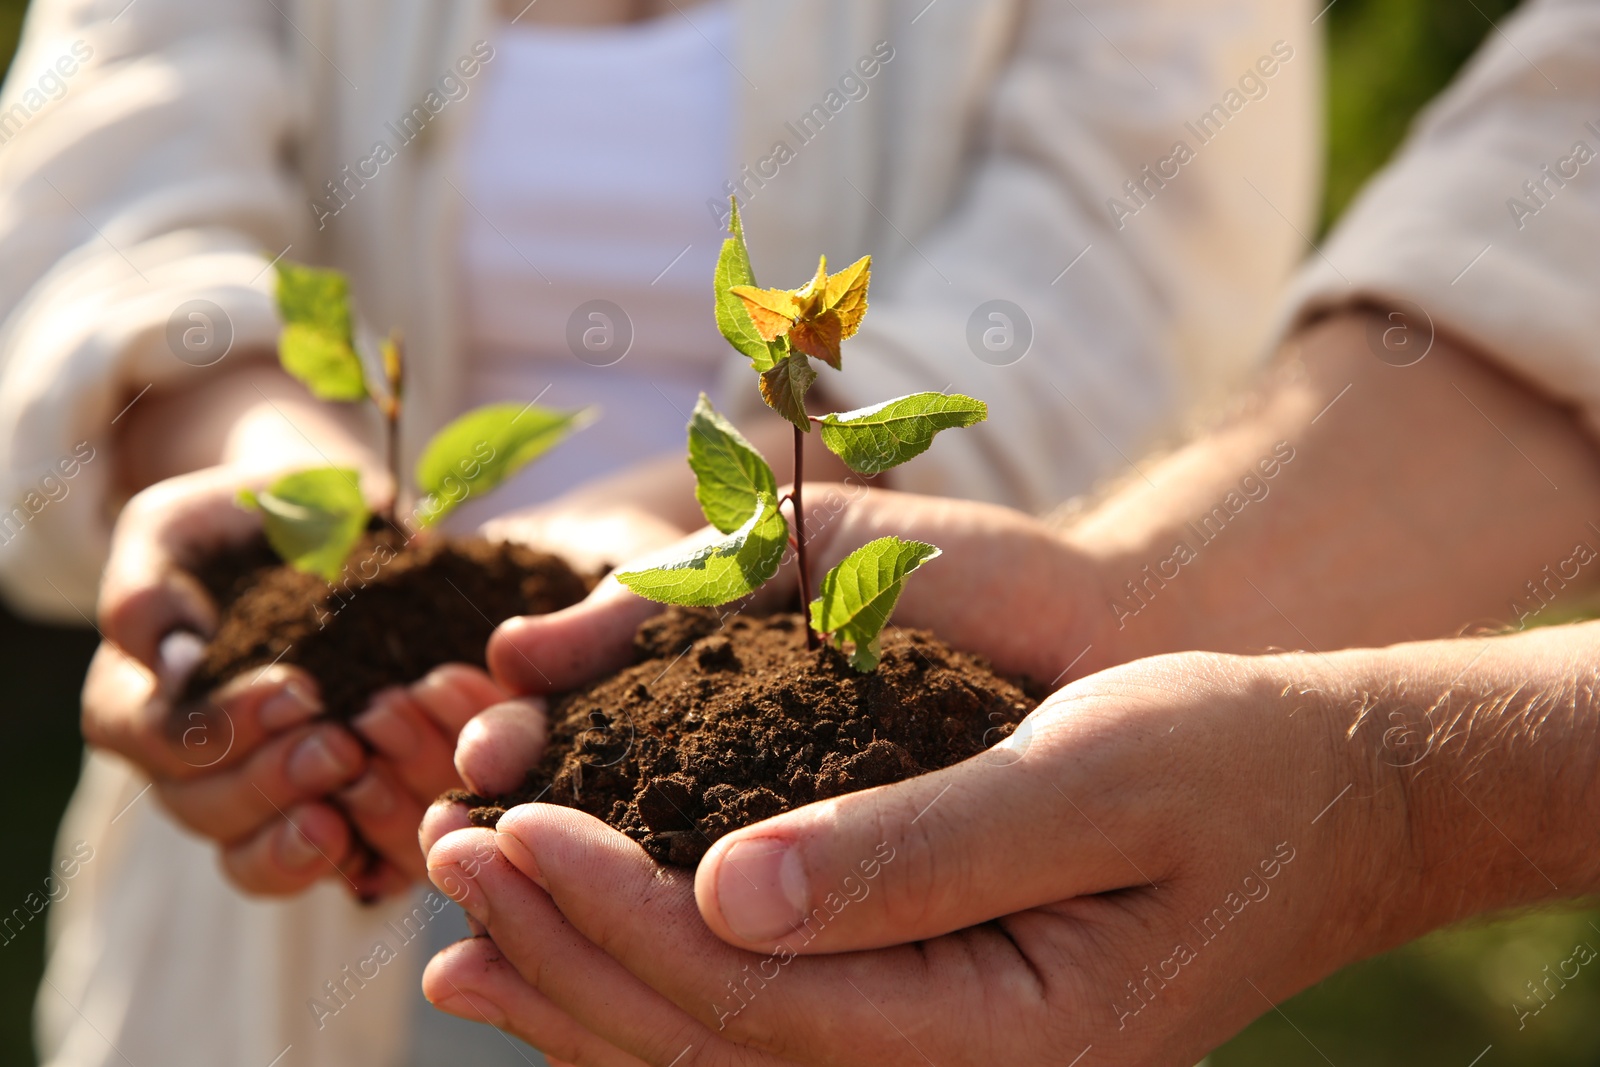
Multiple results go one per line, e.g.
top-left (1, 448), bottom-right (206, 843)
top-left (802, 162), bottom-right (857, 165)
top-left (453, 5), bottom-right (733, 527)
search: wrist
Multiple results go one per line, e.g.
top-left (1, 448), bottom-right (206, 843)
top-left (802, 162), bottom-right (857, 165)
top-left (1059, 359), bottom-right (1321, 669)
top-left (1321, 626), bottom-right (1600, 950)
top-left (1062, 307), bottom-right (1600, 666)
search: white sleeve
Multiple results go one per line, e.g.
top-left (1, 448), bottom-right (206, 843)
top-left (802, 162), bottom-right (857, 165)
top-left (726, 0), bottom-right (1320, 514)
top-left (0, 0), bottom-right (304, 622)
top-left (1280, 0), bottom-right (1600, 430)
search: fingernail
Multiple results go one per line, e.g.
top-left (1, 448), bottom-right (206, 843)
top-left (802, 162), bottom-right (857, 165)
top-left (353, 693), bottom-right (419, 758)
top-left (157, 630), bottom-right (207, 691)
top-left (287, 731), bottom-right (357, 791)
top-left (715, 837), bottom-right (808, 942)
top-left (495, 831), bottom-right (546, 889)
top-left (341, 773), bottom-right (396, 818)
top-left (261, 678), bottom-right (320, 731)
top-left (279, 817), bottom-right (325, 870)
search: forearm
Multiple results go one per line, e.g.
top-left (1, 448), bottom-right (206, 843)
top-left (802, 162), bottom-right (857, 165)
top-left (1313, 623), bottom-right (1600, 954)
top-left (1068, 309), bottom-right (1600, 667)
top-left (114, 357), bottom-right (383, 497)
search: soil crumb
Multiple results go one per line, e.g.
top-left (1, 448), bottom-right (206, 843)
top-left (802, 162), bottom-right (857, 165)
top-left (183, 531), bottom-right (590, 721)
top-left (452, 607), bottom-right (1038, 867)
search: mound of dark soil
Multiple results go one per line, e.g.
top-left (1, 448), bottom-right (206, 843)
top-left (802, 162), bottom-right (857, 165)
top-left (182, 531), bottom-right (590, 721)
top-left (452, 607), bottom-right (1038, 867)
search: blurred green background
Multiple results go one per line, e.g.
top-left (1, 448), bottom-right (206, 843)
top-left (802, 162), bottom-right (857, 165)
top-left (6, 0), bottom-right (1599, 1065)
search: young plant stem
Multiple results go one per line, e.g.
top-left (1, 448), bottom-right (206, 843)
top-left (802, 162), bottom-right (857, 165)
top-left (381, 333), bottom-right (405, 526)
top-left (383, 406), bottom-right (400, 526)
top-left (793, 423), bottom-right (819, 649)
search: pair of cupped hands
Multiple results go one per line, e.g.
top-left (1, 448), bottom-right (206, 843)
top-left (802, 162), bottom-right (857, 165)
top-left (89, 463), bottom-right (1424, 1066)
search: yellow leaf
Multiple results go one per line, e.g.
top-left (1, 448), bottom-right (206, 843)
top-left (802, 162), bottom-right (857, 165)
top-left (789, 316), bottom-right (844, 370)
top-left (729, 284), bottom-right (804, 342)
top-left (823, 255), bottom-right (871, 340)
top-left (729, 255), bottom-right (872, 371)
top-left (796, 256), bottom-right (829, 305)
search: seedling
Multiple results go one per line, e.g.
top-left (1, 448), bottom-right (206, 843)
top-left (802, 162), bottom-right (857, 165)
top-left (617, 202), bottom-right (986, 670)
top-left (240, 261), bottom-right (592, 580)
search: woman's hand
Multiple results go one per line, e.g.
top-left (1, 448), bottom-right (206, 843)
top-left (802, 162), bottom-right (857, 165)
top-left (417, 646), bottom-right (1410, 1066)
top-left (86, 464), bottom-right (513, 899)
top-left (480, 484), bottom-right (1107, 700)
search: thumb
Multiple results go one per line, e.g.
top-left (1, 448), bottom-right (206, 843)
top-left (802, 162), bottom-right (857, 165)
top-left (486, 521), bottom-right (752, 694)
top-left (487, 578), bottom-right (660, 694)
top-left (692, 716), bottom-right (1151, 953)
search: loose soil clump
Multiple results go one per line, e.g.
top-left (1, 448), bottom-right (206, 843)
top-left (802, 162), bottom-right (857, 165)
top-left (454, 607), bottom-right (1039, 867)
top-left (183, 531), bottom-right (590, 721)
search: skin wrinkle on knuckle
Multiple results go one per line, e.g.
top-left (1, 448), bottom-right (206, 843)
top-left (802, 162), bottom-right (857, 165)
top-left (873, 790), bottom-right (961, 936)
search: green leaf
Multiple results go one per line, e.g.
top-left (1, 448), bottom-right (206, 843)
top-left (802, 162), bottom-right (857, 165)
top-left (687, 394), bottom-right (776, 534)
top-left (414, 402), bottom-right (594, 527)
top-left (714, 199), bottom-right (784, 373)
top-left (275, 262), bottom-right (368, 402)
top-left (238, 468), bottom-right (370, 582)
top-left (809, 537), bottom-right (941, 672)
top-left (818, 393), bottom-right (988, 475)
top-left (759, 354), bottom-right (818, 433)
top-left (616, 494), bottom-right (787, 607)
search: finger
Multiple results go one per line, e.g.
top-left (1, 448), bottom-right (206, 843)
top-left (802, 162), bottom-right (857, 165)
top-left (351, 687), bottom-right (462, 802)
top-left (154, 629), bottom-right (208, 694)
top-left (691, 684), bottom-right (1177, 959)
top-left (424, 938), bottom-right (650, 1067)
top-left (408, 664), bottom-right (510, 733)
top-left (488, 579), bottom-right (661, 695)
top-left (98, 468), bottom-right (267, 667)
top-left (484, 506), bottom-right (851, 697)
top-left (420, 797), bottom-right (473, 855)
top-left (425, 828), bottom-right (766, 1067)
top-left (694, 692), bottom-right (1161, 954)
top-left (338, 762), bottom-right (432, 881)
top-left (346, 859), bottom-right (416, 904)
top-left (157, 722), bottom-right (366, 842)
top-left (219, 801), bottom-right (356, 896)
top-left (82, 643), bottom-right (323, 782)
top-left (489, 807), bottom-right (986, 1065)
top-left (455, 700), bottom-right (548, 796)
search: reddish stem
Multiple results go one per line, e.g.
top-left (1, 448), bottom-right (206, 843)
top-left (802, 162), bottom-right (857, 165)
top-left (383, 402), bottom-right (401, 526)
top-left (382, 333), bottom-right (405, 528)
top-left (793, 424), bottom-right (819, 649)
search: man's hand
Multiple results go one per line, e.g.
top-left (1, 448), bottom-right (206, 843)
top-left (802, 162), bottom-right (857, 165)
top-left (422, 623), bottom-right (1600, 1066)
top-left (418, 646), bottom-right (1397, 1066)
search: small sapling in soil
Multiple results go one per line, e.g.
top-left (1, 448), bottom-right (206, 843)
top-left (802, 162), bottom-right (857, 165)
top-left (180, 262), bottom-right (595, 722)
top-left (457, 204), bottom-right (1038, 865)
